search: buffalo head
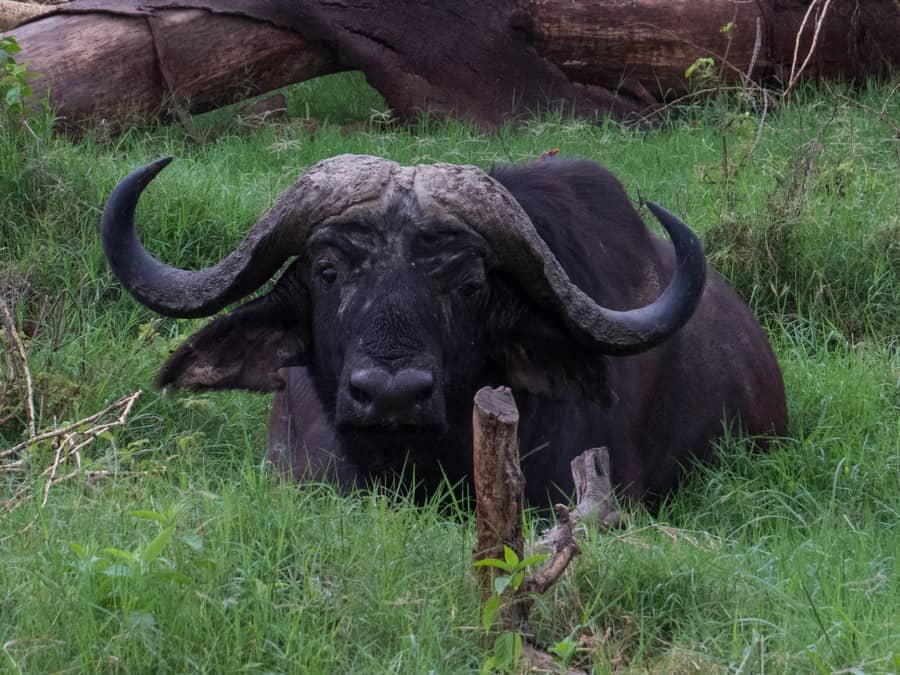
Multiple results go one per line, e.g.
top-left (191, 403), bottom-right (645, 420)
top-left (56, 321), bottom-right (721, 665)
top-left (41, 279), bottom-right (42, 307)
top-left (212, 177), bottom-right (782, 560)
top-left (102, 154), bottom-right (710, 495)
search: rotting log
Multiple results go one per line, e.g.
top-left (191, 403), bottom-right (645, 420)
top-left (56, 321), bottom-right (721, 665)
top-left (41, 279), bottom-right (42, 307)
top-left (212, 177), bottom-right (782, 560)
top-left (6, 8), bottom-right (343, 133)
top-left (532, 0), bottom-right (899, 100)
top-left (0, 0), bottom-right (55, 31)
top-left (5, 0), bottom-right (897, 133)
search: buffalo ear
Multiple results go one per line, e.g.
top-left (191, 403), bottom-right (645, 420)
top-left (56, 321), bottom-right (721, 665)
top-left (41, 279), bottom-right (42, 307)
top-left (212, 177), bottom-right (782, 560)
top-left (491, 282), bottom-right (614, 406)
top-left (502, 321), bottom-right (614, 407)
top-left (155, 294), bottom-right (307, 392)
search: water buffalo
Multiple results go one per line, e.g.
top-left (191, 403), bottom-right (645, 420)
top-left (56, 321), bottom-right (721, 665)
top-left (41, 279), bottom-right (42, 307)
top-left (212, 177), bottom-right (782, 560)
top-left (102, 154), bottom-right (787, 505)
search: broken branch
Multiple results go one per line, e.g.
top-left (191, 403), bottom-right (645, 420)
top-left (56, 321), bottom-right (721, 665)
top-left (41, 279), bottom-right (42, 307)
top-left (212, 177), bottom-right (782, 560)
top-left (0, 294), bottom-right (35, 437)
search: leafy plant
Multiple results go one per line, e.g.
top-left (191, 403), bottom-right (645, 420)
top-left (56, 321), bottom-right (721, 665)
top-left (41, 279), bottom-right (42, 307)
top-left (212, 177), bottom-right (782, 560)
top-left (0, 36), bottom-right (38, 127)
top-left (684, 57), bottom-right (716, 86)
top-left (67, 503), bottom-right (215, 616)
top-left (473, 546), bottom-right (548, 673)
top-left (548, 635), bottom-right (579, 668)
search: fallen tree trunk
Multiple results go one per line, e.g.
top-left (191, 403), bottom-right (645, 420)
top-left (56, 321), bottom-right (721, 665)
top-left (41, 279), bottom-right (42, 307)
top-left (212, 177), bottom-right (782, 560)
top-left (0, 0), bottom-right (55, 31)
top-left (7, 8), bottom-right (344, 133)
top-left (532, 0), bottom-right (899, 99)
top-left (5, 0), bottom-right (898, 132)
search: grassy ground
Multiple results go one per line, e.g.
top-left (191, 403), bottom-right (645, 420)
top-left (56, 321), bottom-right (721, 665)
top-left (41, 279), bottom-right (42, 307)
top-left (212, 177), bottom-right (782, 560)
top-left (1, 72), bottom-right (898, 673)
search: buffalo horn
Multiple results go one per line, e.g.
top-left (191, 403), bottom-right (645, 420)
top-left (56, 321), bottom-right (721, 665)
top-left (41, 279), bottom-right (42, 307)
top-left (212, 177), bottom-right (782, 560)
top-left (411, 162), bottom-right (707, 354)
top-left (103, 155), bottom-right (705, 354)
top-left (101, 155), bottom-right (398, 317)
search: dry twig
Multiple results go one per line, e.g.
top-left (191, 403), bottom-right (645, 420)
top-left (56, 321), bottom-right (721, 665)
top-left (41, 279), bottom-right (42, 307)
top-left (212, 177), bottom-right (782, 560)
top-left (522, 504), bottom-right (580, 596)
top-left (2, 390), bottom-right (143, 511)
top-left (0, 294), bottom-right (35, 437)
top-left (746, 17), bottom-right (762, 82)
top-left (784, 0), bottom-right (834, 103)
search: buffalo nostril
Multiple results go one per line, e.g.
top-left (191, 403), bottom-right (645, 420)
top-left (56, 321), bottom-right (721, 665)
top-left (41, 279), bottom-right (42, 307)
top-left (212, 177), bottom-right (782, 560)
top-left (348, 382), bottom-right (373, 404)
top-left (349, 368), bottom-right (389, 404)
top-left (347, 367), bottom-right (434, 415)
top-left (393, 369), bottom-right (434, 403)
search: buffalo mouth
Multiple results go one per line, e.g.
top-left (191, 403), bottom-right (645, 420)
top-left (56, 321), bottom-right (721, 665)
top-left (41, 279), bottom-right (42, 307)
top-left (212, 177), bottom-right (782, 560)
top-left (335, 418), bottom-right (449, 439)
top-left (336, 422), bottom-right (453, 476)
top-left (334, 360), bottom-right (448, 434)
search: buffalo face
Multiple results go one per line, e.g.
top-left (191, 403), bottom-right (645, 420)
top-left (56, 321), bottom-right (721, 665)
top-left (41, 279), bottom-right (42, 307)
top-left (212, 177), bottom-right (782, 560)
top-left (303, 204), bottom-right (493, 441)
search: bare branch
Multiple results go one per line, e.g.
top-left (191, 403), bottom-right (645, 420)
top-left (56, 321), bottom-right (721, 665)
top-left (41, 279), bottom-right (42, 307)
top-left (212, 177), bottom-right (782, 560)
top-left (0, 294), bottom-right (36, 438)
top-left (747, 17), bottom-right (762, 82)
top-left (785, 0), bottom-right (834, 103)
top-left (521, 504), bottom-right (580, 595)
top-left (2, 391), bottom-right (140, 459)
top-left (2, 390), bottom-right (143, 512)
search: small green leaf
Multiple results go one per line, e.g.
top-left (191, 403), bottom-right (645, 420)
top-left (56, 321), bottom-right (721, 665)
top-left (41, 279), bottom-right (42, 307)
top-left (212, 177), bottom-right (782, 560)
top-left (180, 532), bottom-right (204, 551)
top-left (192, 558), bottom-right (218, 572)
top-left (685, 57), bottom-right (715, 79)
top-left (482, 595), bottom-right (501, 633)
top-left (141, 524), bottom-right (175, 564)
top-left (519, 553), bottom-right (550, 568)
top-left (720, 21), bottom-right (735, 32)
top-left (69, 541), bottom-right (89, 560)
top-left (493, 574), bottom-right (513, 596)
top-left (3, 38), bottom-right (22, 54)
top-left (129, 509), bottom-right (168, 523)
top-left (503, 545), bottom-right (519, 567)
top-left (549, 637), bottom-right (577, 663)
top-left (474, 558), bottom-right (512, 571)
top-left (480, 655), bottom-right (496, 675)
top-left (510, 570), bottom-right (525, 592)
top-left (492, 632), bottom-right (522, 669)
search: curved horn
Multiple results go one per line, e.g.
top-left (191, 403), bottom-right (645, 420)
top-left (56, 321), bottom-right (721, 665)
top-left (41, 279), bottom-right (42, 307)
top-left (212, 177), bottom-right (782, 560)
top-left (102, 158), bottom-right (296, 317)
top-left (413, 163), bottom-right (707, 355)
top-left (104, 154), bottom-right (706, 354)
top-left (580, 201), bottom-right (707, 354)
top-left (101, 155), bottom-right (397, 318)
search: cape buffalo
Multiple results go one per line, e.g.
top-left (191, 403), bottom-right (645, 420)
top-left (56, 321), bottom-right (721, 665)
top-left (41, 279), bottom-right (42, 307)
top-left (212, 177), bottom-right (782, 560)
top-left (102, 154), bottom-right (787, 505)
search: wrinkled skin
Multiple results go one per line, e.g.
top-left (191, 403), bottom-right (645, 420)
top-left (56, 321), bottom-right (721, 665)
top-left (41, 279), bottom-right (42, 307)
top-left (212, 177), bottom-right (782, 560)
top-left (141, 158), bottom-right (786, 506)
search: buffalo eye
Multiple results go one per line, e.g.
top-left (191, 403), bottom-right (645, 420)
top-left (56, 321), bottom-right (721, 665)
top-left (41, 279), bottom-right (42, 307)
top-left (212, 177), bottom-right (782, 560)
top-left (458, 281), bottom-right (482, 298)
top-left (318, 265), bottom-right (338, 284)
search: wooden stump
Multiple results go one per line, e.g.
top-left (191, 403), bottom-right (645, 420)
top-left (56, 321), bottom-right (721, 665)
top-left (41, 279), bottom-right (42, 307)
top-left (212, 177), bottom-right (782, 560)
top-left (472, 385), bottom-right (529, 627)
top-left (472, 386), bottom-right (525, 583)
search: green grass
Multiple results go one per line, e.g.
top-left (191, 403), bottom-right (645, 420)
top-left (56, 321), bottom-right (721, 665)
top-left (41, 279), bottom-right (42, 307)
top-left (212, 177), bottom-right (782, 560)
top-left (1, 73), bottom-right (898, 673)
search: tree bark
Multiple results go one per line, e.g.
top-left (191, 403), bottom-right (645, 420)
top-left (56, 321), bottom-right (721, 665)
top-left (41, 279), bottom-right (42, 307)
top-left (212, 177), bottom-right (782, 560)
top-left (5, 0), bottom-right (898, 132)
top-left (532, 0), bottom-right (899, 98)
top-left (472, 385), bottom-right (526, 595)
top-left (7, 7), bottom-right (343, 133)
top-left (0, 1), bottom-right (55, 31)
